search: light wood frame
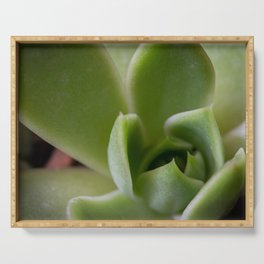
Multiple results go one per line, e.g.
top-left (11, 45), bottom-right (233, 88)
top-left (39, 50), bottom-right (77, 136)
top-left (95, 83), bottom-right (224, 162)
top-left (11, 36), bottom-right (254, 228)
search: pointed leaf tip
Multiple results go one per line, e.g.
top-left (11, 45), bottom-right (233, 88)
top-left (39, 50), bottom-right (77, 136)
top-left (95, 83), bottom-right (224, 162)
top-left (165, 107), bottom-right (224, 178)
top-left (136, 160), bottom-right (204, 214)
top-left (182, 148), bottom-right (245, 220)
top-left (185, 151), bottom-right (206, 182)
top-left (108, 113), bottom-right (145, 198)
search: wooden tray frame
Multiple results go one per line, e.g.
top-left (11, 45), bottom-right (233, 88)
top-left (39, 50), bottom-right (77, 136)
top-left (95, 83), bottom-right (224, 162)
top-left (11, 36), bottom-right (254, 228)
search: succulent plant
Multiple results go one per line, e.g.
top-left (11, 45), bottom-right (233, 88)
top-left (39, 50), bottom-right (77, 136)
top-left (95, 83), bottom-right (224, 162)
top-left (19, 43), bottom-right (246, 220)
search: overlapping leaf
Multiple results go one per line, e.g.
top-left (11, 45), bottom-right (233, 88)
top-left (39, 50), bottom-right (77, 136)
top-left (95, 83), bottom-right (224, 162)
top-left (68, 191), bottom-right (171, 220)
top-left (223, 122), bottom-right (245, 161)
top-left (19, 43), bottom-right (246, 221)
top-left (182, 149), bottom-right (245, 220)
top-left (20, 169), bottom-right (116, 220)
top-left (126, 44), bottom-right (215, 144)
top-left (165, 107), bottom-right (224, 178)
top-left (19, 44), bottom-right (127, 176)
top-left (136, 160), bottom-right (204, 214)
top-left (203, 44), bottom-right (246, 134)
top-left (184, 152), bottom-right (206, 182)
top-left (108, 113), bottom-right (145, 198)
top-left (105, 44), bottom-right (138, 83)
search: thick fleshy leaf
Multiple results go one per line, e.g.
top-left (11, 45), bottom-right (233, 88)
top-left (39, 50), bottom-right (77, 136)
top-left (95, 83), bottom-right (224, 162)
top-left (184, 152), bottom-right (206, 182)
top-left (105, 44), bottom-right (138, 82)
top-left (19, 168), bottom-right (116, 220)
top-left (223, 122), bottom-right (245, 161)
top-left (136, 160), bottom-right (204, 214)
top-left (182, 148), bottom-right (245, 220)
top-left (203, 44), bottom-right (246, 134)
top-left (165, 107), bottom-right (224, 178)
top-left (140, 138), bottom-right (192, 172)
top-left (19, 44), bottom-right (127, 176)
top-left (68, 191), bottom-right (171, 220)
top-left (108, 113), bottom-right (145, 198)
top-left (126, 44), bottom-right (215, 144)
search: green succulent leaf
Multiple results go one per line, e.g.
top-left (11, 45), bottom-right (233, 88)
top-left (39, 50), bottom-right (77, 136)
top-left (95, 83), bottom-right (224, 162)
top-left (19, 44), bottom-right (127, 176)
top-left (108, 113), bottom-right (145, 198)
top-left (203, 44), bottom-right (246, 134)
top-left (18, 43), bottom-right (246, 222)
top-left (105, 44), bottom-right (138, 83)
top-left (19, 168), bottom-right (116, 220)
top-left (182, 148), bottom-right (245, 220)
top-left (126, 44), bottom-right (215, 144)
top-left (165, 107), bottom-right (224, 178)
top-left (136, 160), bottom-right (204, 214)
top-left (68, 191), bottom-right (171, 220)
top-left (184, 152), bottom-right (206, 182)
top-left (140, 138), bottom-right (192, 172)
top-left (223, 122), bottom-right (245, 161)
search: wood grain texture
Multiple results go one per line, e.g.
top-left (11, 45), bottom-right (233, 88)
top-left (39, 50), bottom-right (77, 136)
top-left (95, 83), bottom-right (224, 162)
top-left (11, 37), bottom-right (18, 227)
top-left (12, 219), bottom-right (252, 228)
top-left (12, 36), bottom-right (252, 43)
top-left (245, 37), bottom-right (254, 228)
top-left (11, 36), bottom-right (254, 228)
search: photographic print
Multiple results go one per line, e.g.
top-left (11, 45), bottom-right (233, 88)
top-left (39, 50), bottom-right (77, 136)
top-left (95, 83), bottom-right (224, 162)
top-left (11, 36), bottom-right (254, 227)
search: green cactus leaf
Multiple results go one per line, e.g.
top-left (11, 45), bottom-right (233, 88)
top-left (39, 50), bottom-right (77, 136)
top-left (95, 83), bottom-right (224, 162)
top-left (68, 191), bottom-right (171, 220)
top-left (19, 44), bottom-right (127, 176)
top-left (108, 113), bottom-right (145, 198)
top-left (182, 148), bottom-right (245, 220)
top-left (19, 168), bottom-right (116, 220)
top-left (126, 44), bottom-right (215, 144)
top-left (136, 160), bottom-right (204, 214)
top-left (165, 107), bottom-right (224, 178)
top-left (203, 44), bottom-right (246, 134)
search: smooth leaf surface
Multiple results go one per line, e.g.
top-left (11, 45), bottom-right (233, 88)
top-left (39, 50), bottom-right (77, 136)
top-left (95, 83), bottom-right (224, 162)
top-left (108, 113), bottom-right (145, 198)
top-left (184, 152), bottom-right (206, 182)
top-left (136, 160), bottom-right (204, 214)
top-left (68, 191), bottom-right (171, 220)
top-left (165, 107), bottom-right (224, 178)
top-left (105, 44), bottom-right (138, 83)
top-left (203, 44), bottom-right (246, 134)
top-left (19, 44), bottom-right (127, 176)
top-left (19, 168), bottom-right (116, 220)
top-left (182, 149), bottom-right (245, 220)
top-left (223, 122), bottom-right (245, 161)
top-left (127, 44), bottom-right (215, 144)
